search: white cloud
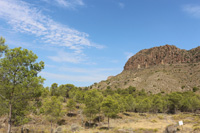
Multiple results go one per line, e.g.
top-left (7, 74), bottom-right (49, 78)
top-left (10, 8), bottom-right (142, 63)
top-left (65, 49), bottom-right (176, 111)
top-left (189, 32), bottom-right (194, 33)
top-left (183, 4), bottom-right (200, 18)
top-left (48, 50), bottom-right (86, 63)
top-left (0, 0), bottom-right (100, 54)
top-left (40, 65), bottom-right (120, 83)
top-left (118, 2), bottom-right (125, 9)
top-left (125, 52), bottom-right (134, 59)
top-left (44, 0), bottom-right (84, 8)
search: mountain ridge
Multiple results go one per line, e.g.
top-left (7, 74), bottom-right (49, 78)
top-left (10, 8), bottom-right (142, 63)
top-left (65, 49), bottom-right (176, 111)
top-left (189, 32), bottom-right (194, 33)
top-left (124, 44), bottom-right (200, 71)
top-left (90, 45), bottom-right (200, 94)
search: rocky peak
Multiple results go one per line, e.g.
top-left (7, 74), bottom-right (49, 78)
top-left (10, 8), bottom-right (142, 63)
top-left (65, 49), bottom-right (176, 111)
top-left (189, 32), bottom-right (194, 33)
top-left (124, 45), bottom-right (200, 71)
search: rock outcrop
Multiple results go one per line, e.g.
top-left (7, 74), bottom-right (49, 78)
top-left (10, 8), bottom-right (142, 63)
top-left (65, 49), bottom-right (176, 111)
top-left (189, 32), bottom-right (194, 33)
top-left (124, 45), bottom-right (200, 71)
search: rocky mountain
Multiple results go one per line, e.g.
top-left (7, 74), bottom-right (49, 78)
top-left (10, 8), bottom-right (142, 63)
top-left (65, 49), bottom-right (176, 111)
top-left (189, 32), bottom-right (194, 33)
top-left (124, 45), bottom-right (200, 70)
top-left (91, 45), bottom-right (200, 94)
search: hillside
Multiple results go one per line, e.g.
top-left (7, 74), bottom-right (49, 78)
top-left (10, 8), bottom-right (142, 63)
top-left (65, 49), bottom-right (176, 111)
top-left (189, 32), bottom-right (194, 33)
top-left (91, 45), bottom-right (200, 93)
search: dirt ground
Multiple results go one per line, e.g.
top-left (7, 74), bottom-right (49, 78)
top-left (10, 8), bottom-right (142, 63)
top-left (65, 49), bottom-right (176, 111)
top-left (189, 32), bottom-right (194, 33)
top-left (1, 112), bottom-right (200, 133)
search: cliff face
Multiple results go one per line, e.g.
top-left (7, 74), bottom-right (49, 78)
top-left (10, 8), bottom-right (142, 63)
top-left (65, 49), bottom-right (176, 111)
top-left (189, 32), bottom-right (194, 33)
top-left (124, 45), bottom-right (200, 71)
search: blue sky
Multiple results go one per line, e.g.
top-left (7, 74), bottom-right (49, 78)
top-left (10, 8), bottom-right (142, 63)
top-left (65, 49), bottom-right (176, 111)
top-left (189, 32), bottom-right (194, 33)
top-left (0, 0), bottom-right (200, 87)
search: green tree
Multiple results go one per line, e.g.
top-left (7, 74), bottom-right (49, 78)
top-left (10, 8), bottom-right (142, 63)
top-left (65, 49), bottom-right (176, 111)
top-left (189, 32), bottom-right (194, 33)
top-left (0, 36), bottom-right (7, 56)
top-left (168, 92), bottom-right (183, 114)
top-left (193, 87), bottom-right (199, 92)
top-left (0, 47), bottom-right (44, 133)
top-left (181, 93), bottom-right (200, 112)
top-left (43, 96), bottom-right (63, 133)
top-left (101, 96), bottom-right (119, 129)
top-left (113, 93), bottom-right (126, 112)
top-left (41, 87), bottom-right (50, 98)
top-left (0, 37), bottom-right (8, 116)
top-left (127, 86), bottom-right (136, 94)
top-left (136, 97), bottom-right (152, 113)
top-left (74, 90), bottom-right (85, 103)
top-left (66, 99), bottom-right (76, 113)
top-left (84, 89), bottom-right (103, 125)
top-left (50, 83), bottom-right (58, 96)
top-left (151, 94), bottom-right (168, 113)
top-left (125, 95), bottom-right (136, 112)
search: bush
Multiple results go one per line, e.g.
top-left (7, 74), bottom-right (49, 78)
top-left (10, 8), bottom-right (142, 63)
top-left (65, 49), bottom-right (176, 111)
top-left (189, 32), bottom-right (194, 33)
top-left (193, 87), bottom-right (199, 92)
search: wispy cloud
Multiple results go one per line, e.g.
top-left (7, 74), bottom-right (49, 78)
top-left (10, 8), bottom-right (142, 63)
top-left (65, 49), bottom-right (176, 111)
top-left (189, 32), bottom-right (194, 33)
top-left (0, 0), bottom-right (100, 56)
top-left (40, 66), bottom-right (120, 83)
top-left (118, 2), bottom-right (125, 9)
top-left (125, 52), bottom-right (134, 59)
top-left (183, 4), bottom-right (200, 18)
top-left (48, 50), bottom-right (86, 63)
top-left (43, 0), bottom-right (84, 8)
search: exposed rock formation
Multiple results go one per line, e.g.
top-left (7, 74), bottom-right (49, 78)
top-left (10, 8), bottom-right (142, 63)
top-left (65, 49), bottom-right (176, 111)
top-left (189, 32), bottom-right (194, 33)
top-left (124, 45), bottom-right (200, 70)
top-left (107, 76), bottom-right (114, 80)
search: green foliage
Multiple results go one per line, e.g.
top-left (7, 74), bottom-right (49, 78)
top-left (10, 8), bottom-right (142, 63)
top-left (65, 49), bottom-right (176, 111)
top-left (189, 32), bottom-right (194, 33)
top-left (125, 95), bottom-right (136, 112)
top-left (84, 89), bottom-right (103, 121)
top-left (127, 86), bottom-right (136, 94)
top-left (101, 95), bottom-right (119, 118)
top-left (112, 93), bottom-right (126, 112)
top-left (0, 47), bottom-right (44, 126)
top-left (12, 99), bottom-right (30, 126)
top-left (42, 96), bottom-right (63, 122)
top-left (66, 99), bottom-right (76, 113)
top-left (57, 84), bottom-right (75, 98)
top-left (41, 87), bottom-right (50, 98)
top-left (180, 92), bottom-right (200, 112)
top-left (168, 92), bottom-right (183, 113)
top-left (50, 83), bottom-right (58, 96)
top-left (193, 87), bottom-right (199, 92)
top-left (151, 94), bottom-right (168, 113)
top-left (136, 97), bottom-right (152, 113)
top-left (103, 88), bottom-right (114, 96)
top-left (0, 36), bottom-right (7, 57)
top-left (74, 90), bottom-right (85, 103)
top-left (138, 89), bottom-right (147, 96)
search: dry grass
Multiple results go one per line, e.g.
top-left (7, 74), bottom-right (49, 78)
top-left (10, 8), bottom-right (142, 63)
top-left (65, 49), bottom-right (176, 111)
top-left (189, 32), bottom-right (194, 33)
top-left (1, 112), bottom-right (198, 133)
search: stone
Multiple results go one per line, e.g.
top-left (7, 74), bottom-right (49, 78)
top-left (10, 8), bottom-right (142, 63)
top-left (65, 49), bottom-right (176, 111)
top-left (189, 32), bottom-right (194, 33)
top-left (165, 124), bottom-right (178, 133)
top-left (117, 128), bottom-right (134, 133)
top-left (55, 126), bottom-right (62, 133)
top-left (71, 124), bottom-right (80, 132)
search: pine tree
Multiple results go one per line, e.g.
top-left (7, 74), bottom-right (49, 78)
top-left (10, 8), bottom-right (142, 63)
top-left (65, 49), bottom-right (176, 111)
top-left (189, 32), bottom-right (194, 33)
top-left (101, 96), bottom-right (119, 129)
top-left (84, 89), bottom-right (103, 125)
top-left (0, 47), bottom-right (44, 133)
top-left (66, 99), bottom-right (76, 113)
top-left (43, 96), bottom-right (63, 133)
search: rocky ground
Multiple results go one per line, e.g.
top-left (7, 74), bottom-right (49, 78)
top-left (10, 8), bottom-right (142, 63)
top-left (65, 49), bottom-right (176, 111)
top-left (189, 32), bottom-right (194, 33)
top-left (91, 62), bottom-right (200, 94)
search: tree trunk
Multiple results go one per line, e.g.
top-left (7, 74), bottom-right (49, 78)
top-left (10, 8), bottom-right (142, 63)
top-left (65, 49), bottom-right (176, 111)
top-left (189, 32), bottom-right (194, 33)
top-left (108, 117), bottom-right (109, 129)
top-left (51, 121), bottom-right (53, 133)
top-left (21, 127), bottom-right (24, 133)
top-left (7, 102), bottom-right (12, 133)
top-left (98, 110), bottom-right (100, 123)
